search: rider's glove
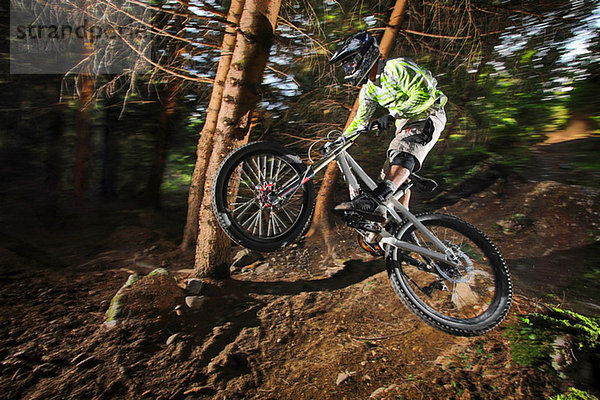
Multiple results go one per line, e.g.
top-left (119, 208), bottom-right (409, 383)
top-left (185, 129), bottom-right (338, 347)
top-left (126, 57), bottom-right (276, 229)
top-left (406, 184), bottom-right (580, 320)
top-left (368, 114), bottom-right (396, 131)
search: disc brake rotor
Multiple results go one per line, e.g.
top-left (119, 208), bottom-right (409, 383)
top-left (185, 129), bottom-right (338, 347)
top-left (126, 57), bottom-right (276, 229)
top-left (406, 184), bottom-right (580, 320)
top-left (435, 243), bottom-right (474, 283)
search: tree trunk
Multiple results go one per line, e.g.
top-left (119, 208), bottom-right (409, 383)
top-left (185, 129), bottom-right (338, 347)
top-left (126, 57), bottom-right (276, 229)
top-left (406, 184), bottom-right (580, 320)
top-left (101, 97), bottom-right (120, 199)
top-left (194, 0), bottom-right (280, 278)
top-left (45, 86), bottom-right (65, 218)
top-left (305, 0), bottom-right (408, 251)
top-left (181, 0), bottom-right (246, 251)
top-left (147, 84), bottom-right (177, 208)
top-left (305, 97), bottom-right (360, 251)
top-left (146, 0), bottom-right (191, 209)
top-left (74, 74), bottom-right (93, 198)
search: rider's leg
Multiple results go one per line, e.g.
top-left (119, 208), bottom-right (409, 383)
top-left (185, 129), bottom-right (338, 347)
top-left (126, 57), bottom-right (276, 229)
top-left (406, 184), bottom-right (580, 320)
top-left (385, 164), bottom-right (411, 187)
top-left (400, 189), bottom-right (411, 208)
top-left (334, 109), bottom-right (446, 219)
top-left (385, 108), bottom-right (447, 208)
top-left (386, 153), bottom-right (416, 208)
top-left (333, 179), bottom-right (396, 219)
top-left (333, 155), bottom-right (414, 218)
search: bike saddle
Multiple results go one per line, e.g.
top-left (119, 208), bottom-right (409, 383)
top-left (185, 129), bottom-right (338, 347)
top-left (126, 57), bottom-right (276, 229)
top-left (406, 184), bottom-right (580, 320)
top-left (410, 173), bottom-right (438, 192)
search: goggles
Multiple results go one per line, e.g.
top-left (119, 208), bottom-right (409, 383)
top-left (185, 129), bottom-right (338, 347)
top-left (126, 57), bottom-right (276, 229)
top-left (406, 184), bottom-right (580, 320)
top-left (342, 54), bottom-right (362, 77)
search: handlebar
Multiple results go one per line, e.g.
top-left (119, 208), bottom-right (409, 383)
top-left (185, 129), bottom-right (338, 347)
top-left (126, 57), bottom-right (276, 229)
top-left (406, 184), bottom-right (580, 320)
top-left (318, 128), bottom-right (368, 154)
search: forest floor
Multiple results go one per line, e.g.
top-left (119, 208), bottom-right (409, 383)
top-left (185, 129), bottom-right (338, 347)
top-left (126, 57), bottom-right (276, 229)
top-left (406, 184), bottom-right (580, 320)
top-left (1, 130), bottom-right (600, 400)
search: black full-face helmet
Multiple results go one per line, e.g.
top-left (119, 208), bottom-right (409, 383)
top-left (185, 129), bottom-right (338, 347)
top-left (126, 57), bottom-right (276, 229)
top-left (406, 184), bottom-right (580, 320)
top-left (329, 31), bottom-right (381, 86)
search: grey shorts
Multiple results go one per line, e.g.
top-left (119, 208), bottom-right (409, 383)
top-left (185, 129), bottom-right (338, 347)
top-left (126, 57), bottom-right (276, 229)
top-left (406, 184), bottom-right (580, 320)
top-left (387, 107), bottom-right (447, 172)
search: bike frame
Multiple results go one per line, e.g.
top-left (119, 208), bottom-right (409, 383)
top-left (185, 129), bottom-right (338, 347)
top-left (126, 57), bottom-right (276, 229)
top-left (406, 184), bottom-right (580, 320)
top-left (283, 135), bottom-right (460, 267)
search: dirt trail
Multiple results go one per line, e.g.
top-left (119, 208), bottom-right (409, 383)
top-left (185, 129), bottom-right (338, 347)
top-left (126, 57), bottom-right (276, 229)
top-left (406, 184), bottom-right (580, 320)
top-left (0, 131), bottom-right (599, 399)
top-left (530, 124), bottom-right (600, 186)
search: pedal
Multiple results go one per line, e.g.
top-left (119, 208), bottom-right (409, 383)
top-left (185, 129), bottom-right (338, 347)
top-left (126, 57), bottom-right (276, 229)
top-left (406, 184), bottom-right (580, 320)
top-left (343, 212), bottom-right (382, 233)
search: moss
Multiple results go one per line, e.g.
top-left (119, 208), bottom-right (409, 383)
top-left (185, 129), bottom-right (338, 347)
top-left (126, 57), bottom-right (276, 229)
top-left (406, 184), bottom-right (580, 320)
top-left (148, 267), bottom-right (171, 278)
top-left (527, 307), bottom-right (600, 350)
top-left (550, 387), bottom-right (599, 400)
top-left (104, 273), bottom-right (142, 326)
top-left (104, 269), bottom-right (181, 327)
top-left (504, 317), bottom-right (554, 367)
top-left (496, 213), bottom-right (534, 234)
top-left (504, 307), bottom-right (600, 367)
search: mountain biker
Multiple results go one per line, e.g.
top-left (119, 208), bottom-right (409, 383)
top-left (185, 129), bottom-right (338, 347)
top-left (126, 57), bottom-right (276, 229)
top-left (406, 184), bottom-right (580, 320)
top-left (329, 31), bottom-right (447, 220)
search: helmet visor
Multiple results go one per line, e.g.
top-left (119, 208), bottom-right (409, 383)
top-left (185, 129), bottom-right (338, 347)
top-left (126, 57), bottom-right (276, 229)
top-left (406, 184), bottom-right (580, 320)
top-left (342, 54), bottom-right (362, 77)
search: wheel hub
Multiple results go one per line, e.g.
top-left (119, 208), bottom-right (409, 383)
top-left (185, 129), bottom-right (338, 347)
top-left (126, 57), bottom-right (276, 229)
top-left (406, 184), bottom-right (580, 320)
top-left (437, 244), bottom-right (474, 283)
top-left (256, 181), bottom-right (281, 209)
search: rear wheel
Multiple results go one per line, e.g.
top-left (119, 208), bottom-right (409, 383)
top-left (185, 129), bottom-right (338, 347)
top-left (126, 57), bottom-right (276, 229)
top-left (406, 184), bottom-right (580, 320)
top-left (386, 213), bottom-right (512, 336)
top-left (212, 141), bottom-right (315, 252)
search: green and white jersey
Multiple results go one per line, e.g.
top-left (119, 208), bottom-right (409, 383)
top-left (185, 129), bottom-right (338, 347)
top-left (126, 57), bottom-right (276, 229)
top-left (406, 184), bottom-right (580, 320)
top-left (345, 57), bottom-right (447, 136)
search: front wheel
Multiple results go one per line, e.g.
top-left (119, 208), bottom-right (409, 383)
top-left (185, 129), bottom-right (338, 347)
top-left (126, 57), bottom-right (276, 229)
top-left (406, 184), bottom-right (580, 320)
top-left (212, 141), bottom-right (316, 252)
top-left (386, 213), bottom-right (512, 336)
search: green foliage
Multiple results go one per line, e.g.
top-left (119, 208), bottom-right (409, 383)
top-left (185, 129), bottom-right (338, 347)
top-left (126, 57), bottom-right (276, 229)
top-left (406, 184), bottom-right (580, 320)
top-left (566, 37), bottom-right (600, 119)
top-left (504, 316), bottom-right (555, 367)
top-left (551, 387), bottom-right (599, 400)
top-left (569, 138), bottom-right (600, 187)
top-left (505, 307), bottom-right (600, 367)
top-left (527, 307), bottom-right (600, 350)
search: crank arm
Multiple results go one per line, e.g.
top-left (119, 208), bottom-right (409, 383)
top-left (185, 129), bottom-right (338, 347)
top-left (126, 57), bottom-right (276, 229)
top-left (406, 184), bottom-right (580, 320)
top-left (380, 237), bottom-right (462, 268)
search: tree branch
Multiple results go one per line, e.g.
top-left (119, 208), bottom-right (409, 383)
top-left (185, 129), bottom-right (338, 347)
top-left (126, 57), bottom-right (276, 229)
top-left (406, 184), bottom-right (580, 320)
top-left (402, 28), bottom-right (507, 40)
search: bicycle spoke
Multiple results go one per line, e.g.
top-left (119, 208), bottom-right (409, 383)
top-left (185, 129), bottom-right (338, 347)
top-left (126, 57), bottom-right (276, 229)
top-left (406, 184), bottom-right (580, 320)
top-left (250, 157), bottom-right (263, 183)
top-left (239, 177), bottom-right (254, 190)
top-left (279, 203), bottom-right (297, 223)
top-left (270, 209), bottom-right (289, 233)
top-left (242, 162), bottom-right (260, 186)
top-left (267, 212), bottom-right (274, 237)
top-left (233, 198), bottom-right (256, 214)
top-left (249, 211), bottom-right (262, 235)
top-left (224, 151), bottom-right (307, 240)
top-left (269, 155), bottom-right (275, 181)
top-left (273, 158), bottom-right (283, 181)
top-left (258, 210), bottom-right (264, 237)
top-left (279, 174), bottom-right (300, 191)
top-left (262, 155), bottom-right (268, 183)
top-left (240, 209), bottom-right (258, 229)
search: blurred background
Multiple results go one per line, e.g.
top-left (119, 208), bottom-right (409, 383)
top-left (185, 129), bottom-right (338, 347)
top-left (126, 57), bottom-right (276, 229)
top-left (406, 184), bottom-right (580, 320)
top-left (0, 0), bottom-right (598, 222)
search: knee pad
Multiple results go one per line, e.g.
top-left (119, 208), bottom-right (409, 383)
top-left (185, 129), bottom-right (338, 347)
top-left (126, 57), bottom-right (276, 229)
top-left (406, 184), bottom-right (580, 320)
top-left (390, 152), bottom-right (417, 173)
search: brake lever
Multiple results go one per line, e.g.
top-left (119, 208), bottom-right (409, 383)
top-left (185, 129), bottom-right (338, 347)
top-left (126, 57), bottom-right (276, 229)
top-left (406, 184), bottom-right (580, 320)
top-left (317, 143), bottom-right (330, 155)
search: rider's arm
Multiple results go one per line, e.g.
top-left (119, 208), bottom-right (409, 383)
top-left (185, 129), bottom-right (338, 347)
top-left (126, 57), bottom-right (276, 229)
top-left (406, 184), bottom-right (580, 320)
top-left (381, 59), bottom-right (446, 119)
top-left (343, 82), bottom-right (378, 137)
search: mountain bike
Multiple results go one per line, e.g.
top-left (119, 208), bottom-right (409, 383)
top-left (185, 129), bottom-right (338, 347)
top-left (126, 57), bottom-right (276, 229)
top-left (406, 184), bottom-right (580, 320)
top-left (212, 129), bottom-right (512, 336)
